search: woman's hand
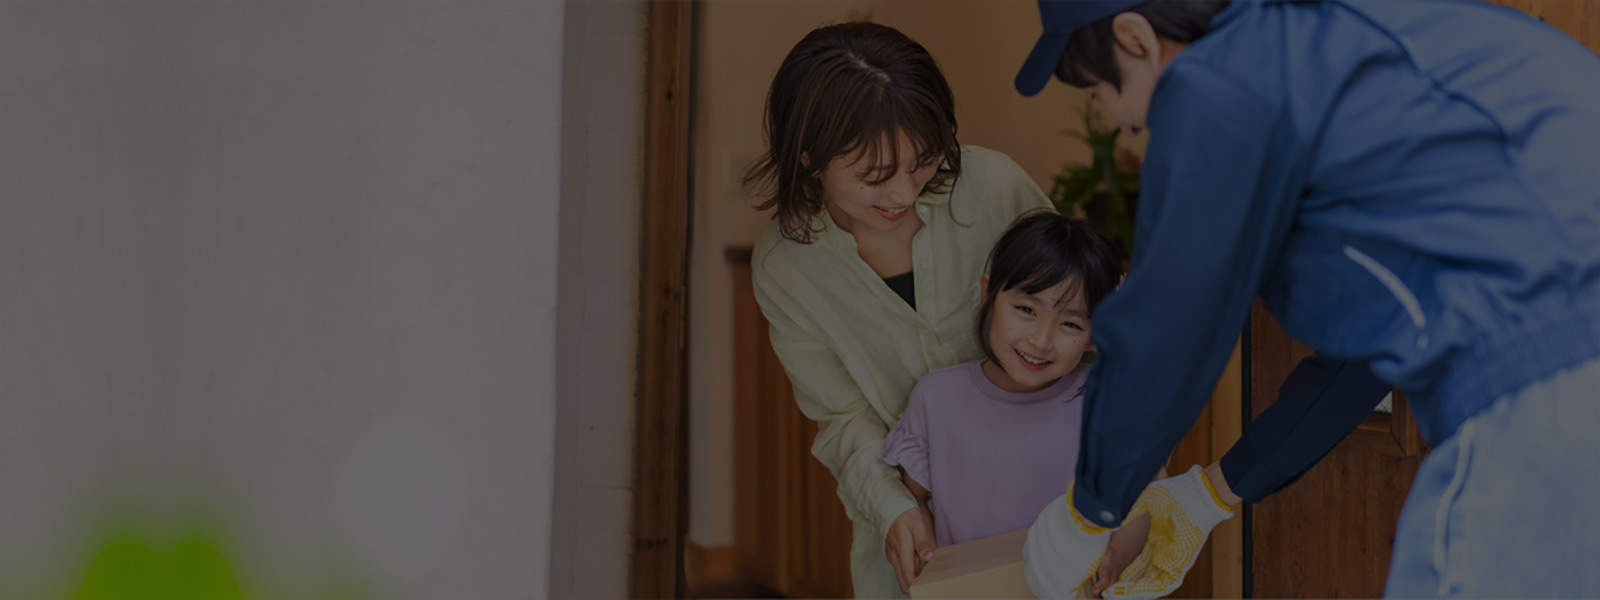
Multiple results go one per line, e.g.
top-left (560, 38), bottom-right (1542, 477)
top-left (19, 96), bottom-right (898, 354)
top-left (885, 507), bottom-right (937, 594)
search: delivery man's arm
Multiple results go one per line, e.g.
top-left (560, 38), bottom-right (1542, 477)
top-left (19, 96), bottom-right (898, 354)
top-left (1071, 60), bottom-right (1307, 527)
top-left (1221, 355), bottom-right (1396, 501)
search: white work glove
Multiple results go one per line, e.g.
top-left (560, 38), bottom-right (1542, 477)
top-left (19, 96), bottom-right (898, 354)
top-left (1024, 466), bottom-right (1234, 599)
top-left (1098, 465), bottom-right (1234, 599)
top-left (1023, 482), bottom-right (1112, 598)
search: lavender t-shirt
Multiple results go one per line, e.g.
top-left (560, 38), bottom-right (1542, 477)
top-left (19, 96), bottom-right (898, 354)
top-left (883, 360), bottom-right (1089, 547)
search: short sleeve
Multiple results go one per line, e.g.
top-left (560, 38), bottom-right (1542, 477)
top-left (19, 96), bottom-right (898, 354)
top-left (883, 382), bottom-right (933, 491)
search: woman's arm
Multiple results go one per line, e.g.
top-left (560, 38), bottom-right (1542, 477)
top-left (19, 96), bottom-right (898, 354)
top-left (754, 262), bottom-right (934, 593)
top-left (900, 467), bottom-right (938, 576)
top-left (754, 268), bottom-right (919, 538)
top-left (969, 146), bottom-right (1054, 222)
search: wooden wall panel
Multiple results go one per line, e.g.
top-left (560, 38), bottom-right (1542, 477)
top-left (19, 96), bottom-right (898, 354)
top-left (634, 1), bottom-right (693, 597)
top-left (1490, 0), bottom-right (1599, 49)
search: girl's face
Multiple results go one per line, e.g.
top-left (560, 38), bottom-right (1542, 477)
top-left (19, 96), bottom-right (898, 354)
top-left (983, 274), bottom-right (1093, 393)
top-left (817, 133), bottom-right (937, 235)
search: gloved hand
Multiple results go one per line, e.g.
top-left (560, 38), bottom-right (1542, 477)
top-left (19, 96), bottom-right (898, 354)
top-left (1024, 466), bottom-right (1234, 599)
top-left (1097, 465), bottom-right (1234, 599)
top-left (1023, 482), bottom-right (1112, 598)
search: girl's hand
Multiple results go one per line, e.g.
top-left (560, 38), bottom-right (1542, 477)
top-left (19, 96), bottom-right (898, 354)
top-left (885, 507), bottom-right (937, 594)
top-left (1091, 511), bottom-right (1151, 597)
top-left (1088, 545), bottom-right (1129, 597)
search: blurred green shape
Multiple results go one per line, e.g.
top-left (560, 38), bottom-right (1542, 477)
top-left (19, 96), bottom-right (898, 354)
top-left (75, 530), bottom-right (244, 600)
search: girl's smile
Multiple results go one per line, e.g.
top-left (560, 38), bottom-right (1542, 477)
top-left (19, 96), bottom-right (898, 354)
top-left (1015, 348), bottom-right (1053, 370)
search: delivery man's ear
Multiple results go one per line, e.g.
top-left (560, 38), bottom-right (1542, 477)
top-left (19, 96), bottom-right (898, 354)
top-left (1109, 12), bottom-right (1164, 69)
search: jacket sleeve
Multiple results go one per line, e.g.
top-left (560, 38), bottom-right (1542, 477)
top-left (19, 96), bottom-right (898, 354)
top-left (1071, 61), bottom-right (1308, 527)
top-left (1221, 355), bottom-right (1395, 500)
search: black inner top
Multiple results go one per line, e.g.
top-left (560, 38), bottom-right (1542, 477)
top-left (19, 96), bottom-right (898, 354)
top-left (883, 271), bottom-right (915, 310)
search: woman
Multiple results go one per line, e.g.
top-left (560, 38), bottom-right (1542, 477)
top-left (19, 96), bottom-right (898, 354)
top-left (747, 21), bottom-right (1054, 597)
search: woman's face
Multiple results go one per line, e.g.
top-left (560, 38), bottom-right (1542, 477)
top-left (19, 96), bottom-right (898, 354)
top-left (817, 132), bottom-right (937, 235)
top-left (983, 275), bottom-right (1093, 393)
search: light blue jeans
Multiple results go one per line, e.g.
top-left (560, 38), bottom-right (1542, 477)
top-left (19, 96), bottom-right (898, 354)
top-left (1385, 357), bottom-right (1600, 598)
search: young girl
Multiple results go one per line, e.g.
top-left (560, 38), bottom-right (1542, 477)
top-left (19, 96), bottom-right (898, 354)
top-left (883, 211), bottom-right (1158, 596)
top-left (747, 21), bottom-right (1055, 598)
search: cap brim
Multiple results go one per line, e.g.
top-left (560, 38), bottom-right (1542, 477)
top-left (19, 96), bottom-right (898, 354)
top-left (1015, 33), bottom-right (1070, 97)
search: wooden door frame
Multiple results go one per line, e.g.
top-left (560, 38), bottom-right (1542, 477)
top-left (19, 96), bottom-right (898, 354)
top-left (633, 0), bottom-right (694, 597)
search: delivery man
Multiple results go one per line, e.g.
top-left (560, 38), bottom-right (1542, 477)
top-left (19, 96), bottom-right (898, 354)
top-left (1011, 1), bottom-right (1600, 598)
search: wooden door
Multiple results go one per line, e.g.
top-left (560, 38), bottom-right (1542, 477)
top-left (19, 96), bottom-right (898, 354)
top-left (1247, 303), bottom-right (1428, 597)
top-left (1246, 3), bottom-right (1598, 596)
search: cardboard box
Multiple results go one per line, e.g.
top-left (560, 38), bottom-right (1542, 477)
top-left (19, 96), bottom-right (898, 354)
top-left (909, 529), bottom-right (1038, 599)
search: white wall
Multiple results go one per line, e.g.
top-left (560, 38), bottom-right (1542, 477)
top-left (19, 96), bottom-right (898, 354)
top-left (0, 2), bottom-right (573, 598)
top-left (0, 5), bottom-right (177, 594)
top-left (550, 1), bottom-right (647, 598)
top-left (688, 0), bottom-right (1109, 547)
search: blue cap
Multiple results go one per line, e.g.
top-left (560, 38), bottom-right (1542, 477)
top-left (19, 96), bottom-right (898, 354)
top-left (1014, 0), bottom-right (1142, 96)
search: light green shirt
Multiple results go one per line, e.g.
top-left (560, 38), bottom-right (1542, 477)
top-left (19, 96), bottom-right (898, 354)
top-left (752, 146), bottom-right (1052, 597)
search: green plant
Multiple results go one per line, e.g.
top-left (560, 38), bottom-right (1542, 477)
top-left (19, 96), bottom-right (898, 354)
top-left (1048, 98), bottom-right (1141, 258)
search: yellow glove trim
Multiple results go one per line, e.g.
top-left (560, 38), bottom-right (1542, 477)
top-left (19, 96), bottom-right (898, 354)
top-left (1199, 469), bottom-right (1235, 515)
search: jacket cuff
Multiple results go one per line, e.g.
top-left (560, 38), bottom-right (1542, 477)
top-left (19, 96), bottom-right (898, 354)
top-left (1220, 436), bottom-right (1296, 503)
top-left (1071, 480), bottom-right (1126, 529)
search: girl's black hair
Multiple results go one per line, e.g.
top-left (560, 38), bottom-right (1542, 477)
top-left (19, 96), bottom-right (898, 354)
top-left (1054, 0), bottom-right (1231, 90)
top-left (977, 211), bottom-right (1123, 366)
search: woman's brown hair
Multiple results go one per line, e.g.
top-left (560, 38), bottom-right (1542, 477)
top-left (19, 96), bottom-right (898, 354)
top-left (745, 22), bottom-right (962, 244)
